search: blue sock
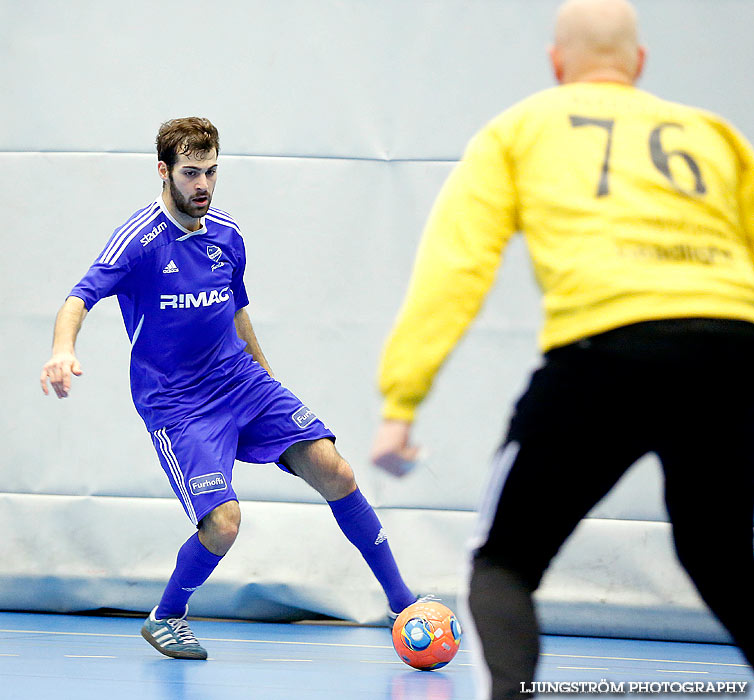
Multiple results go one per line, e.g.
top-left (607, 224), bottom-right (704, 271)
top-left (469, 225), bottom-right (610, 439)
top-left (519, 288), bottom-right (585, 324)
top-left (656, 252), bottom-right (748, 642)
top-left (328, 488), bottom-right (415, 614)
top-left (155, 532), bottom-right (223, 619)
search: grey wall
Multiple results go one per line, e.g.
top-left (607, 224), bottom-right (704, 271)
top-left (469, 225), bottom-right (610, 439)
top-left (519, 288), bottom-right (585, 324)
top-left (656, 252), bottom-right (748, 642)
top-left (2, 0), bottom-right (753, 639)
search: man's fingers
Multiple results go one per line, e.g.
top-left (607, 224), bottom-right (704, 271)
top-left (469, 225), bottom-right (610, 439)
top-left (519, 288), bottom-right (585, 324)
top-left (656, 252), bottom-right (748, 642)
top-left (400, 445), bottom-right (421, 463)
top-left (40, 369), bottom-right (50, 395)
top-left (56, 365), bottom-right (71, 397)
top-left (373, 447), bottom-right (420, 477)
top-left (370, 419), bottom-right (422, 477)
top-left (52, 374), bottom-right (69, 398)
top-left (41, 357), bottom-right (79, 399)
top-left (373, 454), bottom-right (407, 476)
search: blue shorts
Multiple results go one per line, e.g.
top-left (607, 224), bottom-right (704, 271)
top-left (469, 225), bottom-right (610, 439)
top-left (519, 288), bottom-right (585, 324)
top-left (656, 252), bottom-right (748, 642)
top-left (150, 361), bottom-right (335, 525)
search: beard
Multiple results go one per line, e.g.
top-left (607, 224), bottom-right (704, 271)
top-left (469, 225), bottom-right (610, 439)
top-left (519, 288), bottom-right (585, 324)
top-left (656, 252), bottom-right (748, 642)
top-left (168, 175), bottom-right (212, 219)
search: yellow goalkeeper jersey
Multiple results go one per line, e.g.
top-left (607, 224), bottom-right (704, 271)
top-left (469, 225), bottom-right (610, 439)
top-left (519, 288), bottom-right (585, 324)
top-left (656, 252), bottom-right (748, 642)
top-left (379, 82), bottom-right (754, 421)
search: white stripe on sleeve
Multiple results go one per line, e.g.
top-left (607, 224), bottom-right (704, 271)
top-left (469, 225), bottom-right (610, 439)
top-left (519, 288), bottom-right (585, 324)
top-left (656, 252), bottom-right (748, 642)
top-left (205, 213), bottom-right (241, 235)
top-left (103, 208), bottom-right (163, 266)
top-left (99, 202), bottom-right (159, 264)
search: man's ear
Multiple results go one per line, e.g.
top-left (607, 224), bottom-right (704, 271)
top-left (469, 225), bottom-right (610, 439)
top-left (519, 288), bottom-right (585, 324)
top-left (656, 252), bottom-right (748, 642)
top-left (157, 161), bottom-right (169, 183)
top-left (634, 45), bottom-right (647, 82)
top-left (548, 45), bottom-right (565, 84)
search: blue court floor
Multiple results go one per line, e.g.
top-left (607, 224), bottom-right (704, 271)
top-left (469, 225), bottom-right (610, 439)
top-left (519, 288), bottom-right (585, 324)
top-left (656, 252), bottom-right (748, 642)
top-left (1, 612), bottom-right (752, 700)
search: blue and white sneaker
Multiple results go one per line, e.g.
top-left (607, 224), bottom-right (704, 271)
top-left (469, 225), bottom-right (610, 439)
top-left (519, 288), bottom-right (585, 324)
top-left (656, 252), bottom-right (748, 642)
top-left (389, 594), bottom-right (441, 623)
top-left (141, 606), bottom-right (208, 660)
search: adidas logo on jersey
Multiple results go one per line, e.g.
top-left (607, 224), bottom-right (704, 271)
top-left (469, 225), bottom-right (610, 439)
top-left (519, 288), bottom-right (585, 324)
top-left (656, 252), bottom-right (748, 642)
top-left (374, 528), bottom-right (388, 545)
top-left (162, 260), bottom-right (180, 274)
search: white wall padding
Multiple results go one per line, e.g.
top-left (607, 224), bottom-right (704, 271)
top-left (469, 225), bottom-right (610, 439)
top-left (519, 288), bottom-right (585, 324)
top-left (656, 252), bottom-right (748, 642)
top-left (0, 492), bottom-right (727, 642)
top-left (3, 0), bottom-right (754, 642)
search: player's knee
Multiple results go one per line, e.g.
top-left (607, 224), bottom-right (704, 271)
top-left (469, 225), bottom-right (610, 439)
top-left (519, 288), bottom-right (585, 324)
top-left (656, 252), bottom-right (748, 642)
top-left (216, 517), bottom-right (241, 544)
top-left (311, 452), bottom-right (355, 501)
top-left (327, 456), bottom-right (357, 499)
top-left (200, 501), bottom-right (241, 553)
top-left (335, 456), bottom-right (356, 485)
top-left (284, 440), bottom-right (356, 500)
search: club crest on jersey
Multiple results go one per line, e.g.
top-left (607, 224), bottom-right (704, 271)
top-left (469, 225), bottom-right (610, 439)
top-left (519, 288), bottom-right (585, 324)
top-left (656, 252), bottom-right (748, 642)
top-left (207, 245), bottom-right (225, 271)
top-left (292, 406), bottom-right (317, 429)
top-left (189, 472), bottom-right (227, 496)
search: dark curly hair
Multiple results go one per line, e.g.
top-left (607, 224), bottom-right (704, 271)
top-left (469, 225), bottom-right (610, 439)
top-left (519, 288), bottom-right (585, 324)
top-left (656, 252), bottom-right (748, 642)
top-left (156, 117), bottom-right (220, 170)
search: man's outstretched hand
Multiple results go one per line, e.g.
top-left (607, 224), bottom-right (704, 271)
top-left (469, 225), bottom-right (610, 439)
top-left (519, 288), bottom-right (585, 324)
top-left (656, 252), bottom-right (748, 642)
top-left (371, 419), bottom-right (421, 477)
top-left (41, 352), bottom-right (82, 398)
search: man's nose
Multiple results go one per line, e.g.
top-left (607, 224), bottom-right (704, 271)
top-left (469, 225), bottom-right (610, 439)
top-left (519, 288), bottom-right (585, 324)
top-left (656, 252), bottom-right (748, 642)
top-left (195, 174), bottom-right (208, 190)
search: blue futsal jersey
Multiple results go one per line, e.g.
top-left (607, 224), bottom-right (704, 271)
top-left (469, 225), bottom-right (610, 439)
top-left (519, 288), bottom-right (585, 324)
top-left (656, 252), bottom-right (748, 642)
top-left (70, 198), bottom-right (252, 430)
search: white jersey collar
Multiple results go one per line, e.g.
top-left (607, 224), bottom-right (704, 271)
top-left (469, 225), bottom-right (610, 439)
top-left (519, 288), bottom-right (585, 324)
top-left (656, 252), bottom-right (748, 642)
top-left (156, 196), bottom-right (207, 240)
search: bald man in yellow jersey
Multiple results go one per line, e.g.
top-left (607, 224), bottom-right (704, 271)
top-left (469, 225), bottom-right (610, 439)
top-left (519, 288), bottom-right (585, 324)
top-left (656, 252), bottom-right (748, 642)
top-left (371, 0), bottom-right (754, 697)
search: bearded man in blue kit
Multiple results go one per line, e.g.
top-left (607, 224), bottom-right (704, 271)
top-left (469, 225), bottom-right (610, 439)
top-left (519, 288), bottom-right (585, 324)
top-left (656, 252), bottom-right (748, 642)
top-left (40, 117), bottom-right (417, 659)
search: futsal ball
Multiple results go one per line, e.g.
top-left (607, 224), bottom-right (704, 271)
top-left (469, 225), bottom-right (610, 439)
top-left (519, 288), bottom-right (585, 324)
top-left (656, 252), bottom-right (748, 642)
top-left (391, 600), bottom-right (462, 670)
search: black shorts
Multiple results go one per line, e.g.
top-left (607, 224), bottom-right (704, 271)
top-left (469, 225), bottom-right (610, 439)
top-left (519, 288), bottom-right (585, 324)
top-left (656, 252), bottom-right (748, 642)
top-left (475, 318), bottom-right (754, 590)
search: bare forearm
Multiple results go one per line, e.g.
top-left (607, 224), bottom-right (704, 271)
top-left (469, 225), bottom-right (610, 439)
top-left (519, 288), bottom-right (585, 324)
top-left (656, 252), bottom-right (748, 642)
top-left (41, 296), bottom-right (88, 398)
top-left (234, 309), bottom-right (273, 376)
top-left (52, 296), bottom-right (88, 353)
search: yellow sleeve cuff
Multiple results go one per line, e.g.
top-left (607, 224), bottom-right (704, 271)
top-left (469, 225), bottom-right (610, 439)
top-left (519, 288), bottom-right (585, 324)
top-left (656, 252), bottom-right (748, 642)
top-left (381, 397), bottom-right (418, 422)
